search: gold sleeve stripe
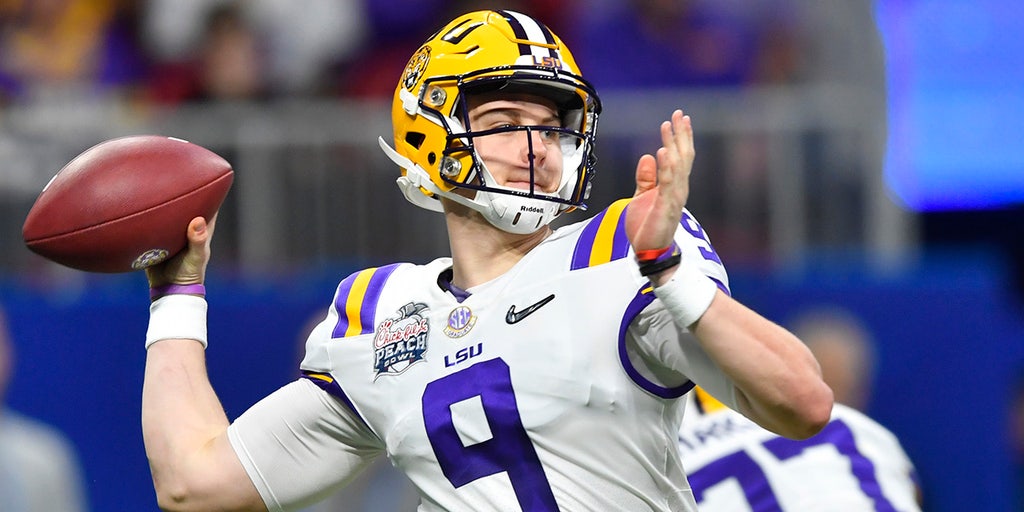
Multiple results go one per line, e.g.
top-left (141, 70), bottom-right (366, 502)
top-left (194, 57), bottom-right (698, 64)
top-left (571, 198), bottom-right (632, 270)
top-left (344, 268), bottom-right (378, 338)
top-left (330, 264), bottom-right (402, 339)
top-left (590, 198), bottom-right (630, 267)
top-left (304, 372), bottom-right (335, 384)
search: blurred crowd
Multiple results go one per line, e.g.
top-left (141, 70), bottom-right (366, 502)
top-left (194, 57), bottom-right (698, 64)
top-left (0, 0), bottom-right (878, 107)
top-left (0, 0), bottom-right (888, 274)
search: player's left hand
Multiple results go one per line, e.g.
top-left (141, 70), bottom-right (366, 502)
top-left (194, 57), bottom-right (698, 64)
top-left (625, 109), bottom-right (694, 253)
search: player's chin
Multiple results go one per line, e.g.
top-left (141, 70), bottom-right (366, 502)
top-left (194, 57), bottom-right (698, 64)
top-left (504, 181), bottom-right (534, 191)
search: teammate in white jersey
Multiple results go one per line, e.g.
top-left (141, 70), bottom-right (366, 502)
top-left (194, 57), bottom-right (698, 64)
top-left (681, 388), bottom-right (921, 511)
top-left (139, 10), bottom-right (833, 512)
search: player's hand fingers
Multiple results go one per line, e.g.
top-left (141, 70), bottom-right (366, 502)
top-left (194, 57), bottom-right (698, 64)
top-left (187, 215), bottom-right (216, 248)
top-left (181, 216), bottom-right (214, 279)
top-left (146, 216), bottom-right (215, 287)
top-left (674, 111), bottom-right (694, 169)
top-left (633, 154), bottom-right (657, 197)
top-left (660, 111), bottom-right (693, 207)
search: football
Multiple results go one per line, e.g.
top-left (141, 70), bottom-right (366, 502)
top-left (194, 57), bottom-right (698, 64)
top-left (22, 135), bottom-right (234, 273)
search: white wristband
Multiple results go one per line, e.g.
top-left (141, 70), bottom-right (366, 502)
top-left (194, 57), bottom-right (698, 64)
top-left (146, 294), bottom-right (209, 349)
top-left (653, 263), bottom-right (719, 328)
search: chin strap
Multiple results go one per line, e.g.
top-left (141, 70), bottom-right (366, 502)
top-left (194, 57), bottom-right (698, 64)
top-left (379, 136), bottom-right (484, 214)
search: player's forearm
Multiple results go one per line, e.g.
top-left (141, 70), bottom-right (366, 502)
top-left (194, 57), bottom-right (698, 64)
top-left (690, 292), bottom-right (834, 439)
top-left (142, 340), bottom-right (233, 510)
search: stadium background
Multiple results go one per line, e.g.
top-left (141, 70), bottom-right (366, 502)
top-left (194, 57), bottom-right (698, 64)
top-left (1, 0), bottom-right (1022, 510)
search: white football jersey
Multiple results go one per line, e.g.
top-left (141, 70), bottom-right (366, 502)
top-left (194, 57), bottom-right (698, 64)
top-left (680, 390), bottom-right (921, 511)
top-left (230, 199), bottom-right (733, 511)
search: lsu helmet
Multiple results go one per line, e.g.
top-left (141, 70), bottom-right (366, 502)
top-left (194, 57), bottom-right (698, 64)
top-left (378, 10), bottom-right (602, 234)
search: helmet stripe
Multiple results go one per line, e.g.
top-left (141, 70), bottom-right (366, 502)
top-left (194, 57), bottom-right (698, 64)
top-left (497, 10), bottom-right (532, 56)
top-left (499, 10), bottom-right (556, 61)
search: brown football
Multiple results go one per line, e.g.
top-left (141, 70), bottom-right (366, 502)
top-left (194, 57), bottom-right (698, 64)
top-left (22, 135), bottom-right (233, 273)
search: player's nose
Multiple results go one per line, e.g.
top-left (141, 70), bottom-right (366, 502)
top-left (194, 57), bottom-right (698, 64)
top-left (523, 128), bottom-right (548, 162)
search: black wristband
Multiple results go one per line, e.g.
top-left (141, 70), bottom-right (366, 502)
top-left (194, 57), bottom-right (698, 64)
top-left (638, 252), bottom-right (682, 276)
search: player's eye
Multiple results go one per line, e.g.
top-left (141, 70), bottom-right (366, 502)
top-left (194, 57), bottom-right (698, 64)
top-left (539, 128), bottom-right (565, 144)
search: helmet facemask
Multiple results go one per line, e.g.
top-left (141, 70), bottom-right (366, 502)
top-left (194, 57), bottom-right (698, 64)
top-left (434, 76), bottom-right (597, 234)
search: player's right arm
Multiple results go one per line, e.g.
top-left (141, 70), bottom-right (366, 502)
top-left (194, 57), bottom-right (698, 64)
top-left (143, 217), bottom-right (384, 511)
top-left (143, 340), bottom-right (266, 512)
top-left (143, 216), bottom-right (266, 511)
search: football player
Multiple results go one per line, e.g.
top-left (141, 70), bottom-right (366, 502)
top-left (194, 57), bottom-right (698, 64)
top-left (140, 10), bottom-right (832, 511)
top-left (680, 388), bottom-right (922, 511)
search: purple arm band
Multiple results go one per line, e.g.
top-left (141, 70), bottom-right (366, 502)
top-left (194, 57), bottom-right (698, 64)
top-left (150, 283), bottom-right (206, 301)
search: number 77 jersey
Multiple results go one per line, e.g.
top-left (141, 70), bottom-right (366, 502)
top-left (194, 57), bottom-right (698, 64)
top-left (288, 201), bottom-right (731, 511)
top-left (680, 390), bottom-right (923, 511)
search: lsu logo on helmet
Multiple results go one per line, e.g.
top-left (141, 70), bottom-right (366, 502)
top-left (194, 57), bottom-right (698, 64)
top-left (402, 46), bottom-right (430, 92)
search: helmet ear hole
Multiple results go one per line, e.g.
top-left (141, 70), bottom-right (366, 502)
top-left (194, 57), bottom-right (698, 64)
top-left (405, 132), bottom-right (426, 149)
top-left (427, 153), bottom-right (437, 165)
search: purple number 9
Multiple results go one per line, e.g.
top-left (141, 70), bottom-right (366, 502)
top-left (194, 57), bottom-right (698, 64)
top-left (422, 358), bottom-right (559, 511)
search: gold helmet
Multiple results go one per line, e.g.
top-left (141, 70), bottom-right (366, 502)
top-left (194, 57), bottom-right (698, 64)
top-left (378, 10), bottom-right (602, 234)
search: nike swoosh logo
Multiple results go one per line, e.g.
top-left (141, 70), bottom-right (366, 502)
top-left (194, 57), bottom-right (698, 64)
top-left (505, 294), bottom-right (556, 324)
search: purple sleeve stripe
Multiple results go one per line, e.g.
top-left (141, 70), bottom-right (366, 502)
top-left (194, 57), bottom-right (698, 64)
top-left (301, 372), bottom-right (372, 430)
top-left (571, 199), bottom-right (632, 270)
top-left (571, 209), bottom-right (605, 270)
top-left (618, 285), bottom-right (694, 399)
top-left (710, 276), bottom-right (730, 296)
top-left (331, 271), bottom-right (361, 338)
top-left (331, 264), bottom-right (402, 338)
top-left (357, 263), bottom-right (401, 335)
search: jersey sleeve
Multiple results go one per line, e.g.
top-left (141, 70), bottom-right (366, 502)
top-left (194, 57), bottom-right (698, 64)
top-left (624, 208), bottom-right (738, 408)
top-left (227, 379), bottom-right (387, 512)
top-left (625, 303), bottom-right (739, 410)
top-left (301, 264), bottom-right (405, 375)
